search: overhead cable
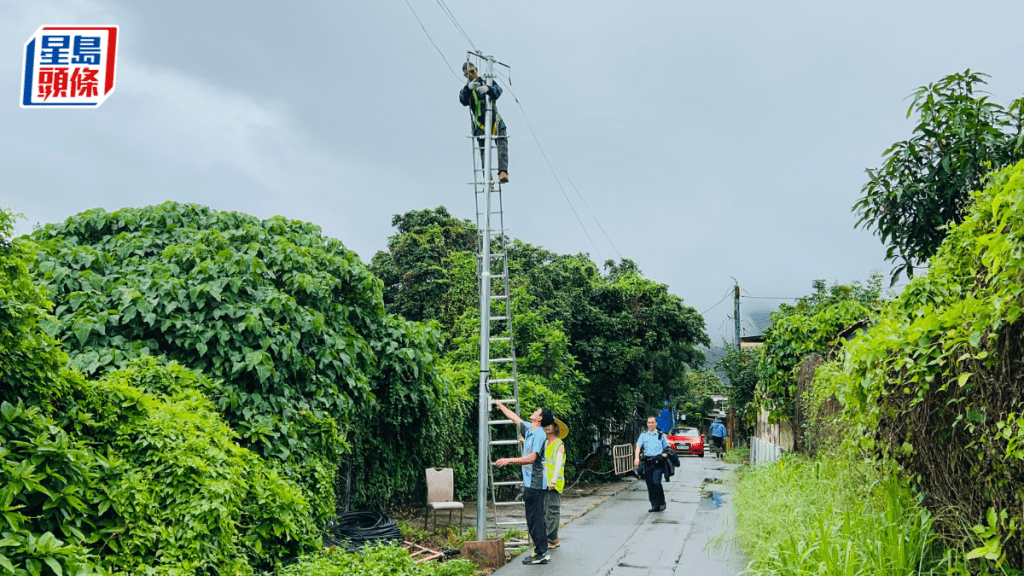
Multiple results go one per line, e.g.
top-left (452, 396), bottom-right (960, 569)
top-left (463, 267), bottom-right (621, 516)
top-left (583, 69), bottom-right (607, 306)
top-left (498, 78), bottom-right (603, 261)
top-left (402, 0), bottom-right (461, 81)
top-left (497, 69), bottom-right (623, 261)
top-left (434, 0), bottom-right (477, 50)
top-left (701, 289), bottom-right (735, 316)
top-left (566, 176), bottom-right (623, 260)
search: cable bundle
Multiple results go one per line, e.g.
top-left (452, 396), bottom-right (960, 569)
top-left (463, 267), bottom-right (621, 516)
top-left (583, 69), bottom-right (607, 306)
top-left (322, 511), bottom-right (403, 552)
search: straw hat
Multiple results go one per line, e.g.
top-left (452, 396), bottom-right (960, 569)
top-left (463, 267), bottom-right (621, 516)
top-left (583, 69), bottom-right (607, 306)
top-left (553, 418), bottom-right (569, 440)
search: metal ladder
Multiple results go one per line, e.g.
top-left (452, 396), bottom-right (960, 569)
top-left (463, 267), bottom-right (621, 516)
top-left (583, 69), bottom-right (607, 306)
top-left (466, 51), bottom-right (527, 543)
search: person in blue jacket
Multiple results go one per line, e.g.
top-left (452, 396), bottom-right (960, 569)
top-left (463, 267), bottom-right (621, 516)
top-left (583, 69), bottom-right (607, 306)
top-left (460, 61), bottom-right (509, 184)
top-left (710, 417), bottom-right (728, 460)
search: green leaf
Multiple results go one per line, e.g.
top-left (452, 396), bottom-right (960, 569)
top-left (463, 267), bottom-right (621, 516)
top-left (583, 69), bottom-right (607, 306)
top-left (42, 557), bottom-right (62, 576)
top-left (71, 318), bottom-right (93, 346)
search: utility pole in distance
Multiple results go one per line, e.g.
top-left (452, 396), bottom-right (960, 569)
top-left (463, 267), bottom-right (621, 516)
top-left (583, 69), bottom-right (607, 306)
top-left (733, 282), bottom-right (741, 351)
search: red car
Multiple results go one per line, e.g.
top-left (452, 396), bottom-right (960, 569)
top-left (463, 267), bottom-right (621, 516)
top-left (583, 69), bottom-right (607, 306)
top-left (667, 427), bottom-right (705, 457)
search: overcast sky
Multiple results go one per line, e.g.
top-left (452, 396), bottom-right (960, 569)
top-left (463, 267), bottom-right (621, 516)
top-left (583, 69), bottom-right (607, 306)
top-left (4, 0), bottom-right (1024, 345)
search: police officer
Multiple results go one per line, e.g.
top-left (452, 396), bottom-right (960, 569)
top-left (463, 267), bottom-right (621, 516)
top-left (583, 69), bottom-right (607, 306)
top-left (633, 415), bottom-right (670, 512)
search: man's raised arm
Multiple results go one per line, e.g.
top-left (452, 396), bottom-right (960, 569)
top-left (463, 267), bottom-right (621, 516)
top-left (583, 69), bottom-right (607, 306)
top-left (493, 399), bottom-right (522, 425)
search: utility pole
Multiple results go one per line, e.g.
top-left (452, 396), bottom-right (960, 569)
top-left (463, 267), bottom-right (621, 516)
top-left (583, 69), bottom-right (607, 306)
top-left (475, 52), bottom-right (496, 542)
top-left (734, 282), bottom-right (741, 351)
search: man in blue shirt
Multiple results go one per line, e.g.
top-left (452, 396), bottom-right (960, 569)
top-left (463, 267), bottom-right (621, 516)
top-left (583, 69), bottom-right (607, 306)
top-left (710, 418), bottom-right (728, 460)
top-left (494, 400), bottom-right (553, 565)
top-left (633, 415), bottom-right (671, 512)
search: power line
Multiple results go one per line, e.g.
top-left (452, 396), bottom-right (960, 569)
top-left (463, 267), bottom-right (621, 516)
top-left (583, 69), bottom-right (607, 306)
top-left (701, 289), bottom-right (734, 316)
top-left (434, 0), bottom-right (477, 50)
top-left (497, 78), bottom-right (603, 261)
top-left (565, 176), bottom-right (623, 261)
top-left (402, 0), bottom-right (461, 81)
top-left (741, 295), bottom-right (800, 300)
top-left (496, 68), bottom-right (622, 261)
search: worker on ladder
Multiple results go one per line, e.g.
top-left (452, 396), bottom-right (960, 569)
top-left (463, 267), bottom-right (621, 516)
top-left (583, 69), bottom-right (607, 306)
top-left (460, 61), bottom-right (509, 184)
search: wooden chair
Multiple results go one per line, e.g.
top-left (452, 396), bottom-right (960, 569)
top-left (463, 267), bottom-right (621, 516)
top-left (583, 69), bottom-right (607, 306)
top-left (424, 467), bottom-right (463, 533)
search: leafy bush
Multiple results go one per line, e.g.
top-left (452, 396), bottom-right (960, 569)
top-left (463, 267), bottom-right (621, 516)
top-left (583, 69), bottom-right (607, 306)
top-left (3, 208), bottom-right (321, 574)
top-left (28, 202), bottom-right (447, 514)
top-left (78, 359), bottom-right (318, 574)
top-left (846, 161), bottom-right (1024, 568)
top-left (756, 277), bottom-right (881, 422)
top-left (2, 208), bottom-right (109, 576)
top-left (854, 70), bottom-right (1024, 283)
top-left (0, 399), bottom-right (107, 576)
top-left (277, 544), bottom-right (476, 576)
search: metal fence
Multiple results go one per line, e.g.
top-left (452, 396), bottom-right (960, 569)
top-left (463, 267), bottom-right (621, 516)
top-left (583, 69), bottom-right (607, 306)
top-left (612, 444), bottom-right (634, 475)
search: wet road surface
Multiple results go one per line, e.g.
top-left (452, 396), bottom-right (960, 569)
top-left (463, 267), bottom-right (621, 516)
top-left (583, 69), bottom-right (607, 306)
top-left (493, 453), bottom-right (747, 576)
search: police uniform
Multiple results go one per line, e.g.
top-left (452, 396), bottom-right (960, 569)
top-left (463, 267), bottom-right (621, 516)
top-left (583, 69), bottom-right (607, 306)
top-left (637, 430), bottom-right (670, 511)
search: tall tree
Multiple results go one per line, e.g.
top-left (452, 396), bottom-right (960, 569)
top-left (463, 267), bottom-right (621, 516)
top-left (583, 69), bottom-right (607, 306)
top-left (756, 276), bottom-right (882, 421)
top-left (854, 70), bottom-right (1024, 283)
top-left (567, 260), bottom-right (711, 428)
top-left (715, 347), bottom-right (758, 426)
top-left (369, 207), bottom-right (476, 330)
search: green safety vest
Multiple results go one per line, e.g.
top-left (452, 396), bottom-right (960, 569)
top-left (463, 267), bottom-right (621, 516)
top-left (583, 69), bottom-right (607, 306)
top-left (471, 86), bottom-right (502, 135)
top-left (544, 437), bottom-right (565, 493)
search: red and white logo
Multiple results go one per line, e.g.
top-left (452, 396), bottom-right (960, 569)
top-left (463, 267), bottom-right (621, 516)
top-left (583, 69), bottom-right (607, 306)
top-left (21, 26), bottom-right (118, 108)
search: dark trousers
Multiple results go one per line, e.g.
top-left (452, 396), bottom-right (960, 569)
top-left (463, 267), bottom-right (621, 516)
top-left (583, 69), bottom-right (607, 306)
top-left (476, 127), bottom-right (508, 175)
top-left (523, 487), bottom-right (548, 556)
top-left (544, 489), bottom-right (561, 543)
top-left (643, 460), bottom-right (665, 509)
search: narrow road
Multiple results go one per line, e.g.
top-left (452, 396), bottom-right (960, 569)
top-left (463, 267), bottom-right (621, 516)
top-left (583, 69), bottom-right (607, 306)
top-left (493, 454), bottom-right (747, 576)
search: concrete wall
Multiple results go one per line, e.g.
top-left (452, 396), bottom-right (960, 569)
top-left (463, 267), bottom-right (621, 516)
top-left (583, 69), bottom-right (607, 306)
top-left (750, 408), bottom-right (790, 465)
top-left (749, 436), bottom-right (783, 465)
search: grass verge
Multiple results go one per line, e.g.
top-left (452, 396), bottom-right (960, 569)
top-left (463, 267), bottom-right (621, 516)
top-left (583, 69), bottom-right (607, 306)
top-left (733, 453), bottom-right (1023, 575)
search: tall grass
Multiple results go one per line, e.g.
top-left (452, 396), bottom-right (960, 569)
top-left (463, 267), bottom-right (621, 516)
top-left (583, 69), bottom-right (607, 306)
top-left (735, 454), bottom-right (938, 575)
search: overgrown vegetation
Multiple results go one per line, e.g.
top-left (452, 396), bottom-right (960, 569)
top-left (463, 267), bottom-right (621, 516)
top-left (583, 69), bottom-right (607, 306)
top-left (845, 160), bottom-right (1024, 568)
top-left (27, 202), bottom-right (453, 513)
top-left (755, 275), bottom-right (882, 422)
top-left (735, 453), bottom-right (941, 575)
top-left (276, 544), bottom-right (476, 576)
top-left (1, 208), bottom-right (319, 575)
top-left (736, 162), bottom-right (1024, 573)
top-left (854, 70), bottom-right (1024, 283)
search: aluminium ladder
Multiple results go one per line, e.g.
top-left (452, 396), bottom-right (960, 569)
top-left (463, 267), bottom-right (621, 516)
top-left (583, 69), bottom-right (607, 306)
top-left (466, 50), bottom-right (527, 546)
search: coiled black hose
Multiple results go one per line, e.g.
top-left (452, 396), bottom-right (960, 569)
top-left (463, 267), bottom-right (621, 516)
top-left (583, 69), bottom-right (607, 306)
top-left (323, 511), bottom-right (403, 552)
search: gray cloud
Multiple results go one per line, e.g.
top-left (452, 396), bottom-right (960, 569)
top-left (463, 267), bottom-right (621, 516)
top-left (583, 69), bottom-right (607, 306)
top-left (4, 0), bottom-right (1024, 344)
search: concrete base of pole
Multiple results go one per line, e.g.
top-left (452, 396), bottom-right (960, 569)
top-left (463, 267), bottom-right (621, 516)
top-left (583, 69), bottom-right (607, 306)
top-left (463, 538), bottom-right (506, 568)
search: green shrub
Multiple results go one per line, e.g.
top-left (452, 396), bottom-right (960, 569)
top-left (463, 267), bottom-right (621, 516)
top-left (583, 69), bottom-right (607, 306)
top-left (3, 208), bottom-right (320, 574)
top-left (845, 161), bottom-right (1024, 567)
top-left (28, 202), bottom-right (448, 514)
top-left (277, 544), bottom-right (476, 576)
top-left (2, 208), bottom-right (109, 576)
top-left (78, 359), bottom-right (318, 574)
top-left (0, 400), bottom-right (107, 576)
top-left (756, 277), bottom-right (881, 422)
